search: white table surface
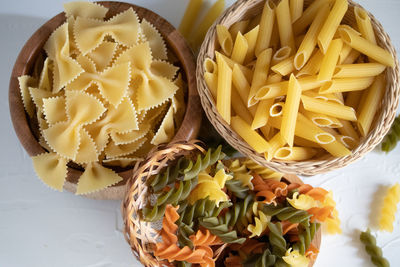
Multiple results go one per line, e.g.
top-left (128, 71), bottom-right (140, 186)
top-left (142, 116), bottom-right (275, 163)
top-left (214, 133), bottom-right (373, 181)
top-left (1, 0), bottom-right (400, 266)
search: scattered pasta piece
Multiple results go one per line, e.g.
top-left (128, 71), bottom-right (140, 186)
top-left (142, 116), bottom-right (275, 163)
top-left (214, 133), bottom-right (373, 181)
top-left (379, 183), bottom-right (400, 232)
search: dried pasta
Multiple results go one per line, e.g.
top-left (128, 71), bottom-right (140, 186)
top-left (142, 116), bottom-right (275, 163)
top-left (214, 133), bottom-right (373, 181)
top-left (379, 183), bottom-right (400, 232)
top-left (360, 229), bottom-right (390, 267)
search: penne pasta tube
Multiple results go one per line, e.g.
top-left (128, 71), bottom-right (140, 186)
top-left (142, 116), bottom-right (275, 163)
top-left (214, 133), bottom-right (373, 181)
top-left (216, 52), bottom-right (253, 82)
top-left (290, 0), bottom-right (304, 23)
top-left (264, 132), bottom-right (286, 161)
top-left (179, 0), bottom-right (204, 38)
top-left (354, 6), bottom-right (377, 44)
top-left (216, 53), bottom-right (232, 124)
top-left (276, 0), bottom-right (296, 52)
top-left (260, 125), bottom-right (272, 140)
top-left (271, 55), bottom-right (295, 76)
top-left (338, 44), bottom-right (353, 64)
top-left (251, 99), bottom-right (274, 129)
top-left (248, 48), bottom-right (273, 107)
top-left (342, 49), bottom-right (361, 64)
top-left (216, 25), bottom-right (233, 56)
top-left (274, 146), bottom-right (317, 161)
top-left (345, 90), bottom-right (363, 109)
top-left (338, 27), bottom-right (395, 67)
top-left (281, 74), bottom-right (302, 146)
top-left (244, 25), bottom-right (260, 64)
top-left (192, 0), bottom-right (225, 48)
top-left (333, 63), bottom-right (386, 78)
top-left (358, 74), bottom-right (386, 136)
top-left (231, 32), bottom-right (249, 65)
top-left (336, 135), bottom-right (357, 149)
top-left (294, 5), bottom-right (330, 70)
top-left (229, 20), bottom-right (250, 40)
top-left (302, 108), bottom-right (343, 128)
top-left (318, 39), bottom-right (343, 81)
top-left (232, 64), bottom-right (250, 105)
top-left (293, 0), bottom-right (332, 35)
top-left (267, 73), bottom-right (283, 84)
top-left (301, 94), bottom-right (357, 121)
top-left (204, 72), bottom-right (218, 99)
top-left (304, 90), bottom-right (344, 105)
top-left (334, 92), bottom-right (344, 104)
top-left (319, 77), bottom-right (375, 94)
top-left (294, 136), bottom-right (321, 148)
top-left (270, 102), bottom-right (284, 117)
top-left (204, 58), bottom-right (217, 74)
top-left (255, 0), bottom-right (276, 56)
top-left (255, 76), bottom-right (324, 100)
top-left (318, 0), bottom-right (348, 54)
top-left (321, 126), bottom-right (339, 136)
top-left (296, 49), bottom-right (324, 77)
top-left (232, 86), bottom-right (253, 124)
top-left (272, 46), bottom-right (292, 65)
top-left (231, 116), bottom-right (271, 153)
top-left (338, 119), bottom-right (359, 141)
top-left (295, 34), bottom-right (306, 49)
top-left (270, 21), bottom-right (280, 52)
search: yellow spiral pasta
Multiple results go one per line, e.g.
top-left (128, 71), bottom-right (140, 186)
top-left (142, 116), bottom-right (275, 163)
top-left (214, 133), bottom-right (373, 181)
top-left (379, 183), bottom-right (400, 232)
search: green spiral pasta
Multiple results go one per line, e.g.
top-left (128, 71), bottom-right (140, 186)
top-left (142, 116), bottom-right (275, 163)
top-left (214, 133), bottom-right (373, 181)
top-left (244, 249), bottom-right (277, 267)
top-left (267, 222), bottom-right (287, 257)
top-left (225, 178), bottom-right (249, 199)
top-left (382, 116), bottom-right (400, 152)
top-left (261, 204), bottom-right (312, 225)
top-left (177, 222), bottom-right (195, 248)
top-left (293, 222), bottom-right (320, 255)
top-left (176, 261), bottom-right (192, 267)
top-left (360, 229), bottom-right (390, 267)
top-left (148, 157), bottom-right (188, 192)
top-left (141, 203), bottom-right (167, 222)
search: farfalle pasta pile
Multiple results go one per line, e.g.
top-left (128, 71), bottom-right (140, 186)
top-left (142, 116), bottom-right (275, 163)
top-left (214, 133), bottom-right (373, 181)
top-left (18, 2), bottom-right (185, 194)
top-left (139, 146), bottom-right (340, 266)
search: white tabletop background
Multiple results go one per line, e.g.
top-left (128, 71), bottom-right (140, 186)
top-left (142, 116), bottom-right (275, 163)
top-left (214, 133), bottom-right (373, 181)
top-left (1, 0), bottom-right (400, 266)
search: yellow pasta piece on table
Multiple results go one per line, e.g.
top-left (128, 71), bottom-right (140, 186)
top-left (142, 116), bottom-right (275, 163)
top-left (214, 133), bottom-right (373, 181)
top-left (216, 24), bottom-right (233, 56)
top-left (357, 74), bottom-right (386, 137)
top-left (231, 116), bottom-right (270, 153)
top-left (318, 39), bottom-right (343, 81)
top-left (301, 94), bottom-right (357, 121)
top-left (379, 183), bottom-right (400, 232)
top-left (319, 77), bottom-right (375, 94)
top-left (317, 0), bottom-right (348, 54)
top-left (338, 27), bottom-right (395, 67)
top-left (276, 0), bottom-right (295, 52)
top-left (178, 0), bottom-right (204, 38)
top-left (281, 74), bottom-right (302, 147)
top-left (63, 1), bottom-right (108, 19)
top-left (255, 0), bottom-right (275, 56)
top-left (216, 53), bottom-right (232, 124)
top-left (231, 32), bottom-right (248, 65)
top-left (32, 152), bottom-right (68, 191)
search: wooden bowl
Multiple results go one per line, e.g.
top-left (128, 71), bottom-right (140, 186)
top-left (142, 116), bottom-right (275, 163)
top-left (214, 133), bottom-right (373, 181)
top-left (122, 140), bottom-right (321, 267)
top-left (8, 1), bottom-right (202, 200)
top-left (196, 0), bottom-right (400, 176)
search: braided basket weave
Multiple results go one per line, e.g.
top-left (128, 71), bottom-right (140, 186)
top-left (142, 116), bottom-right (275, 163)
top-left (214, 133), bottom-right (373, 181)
top-left (121, 140), bottom-right (321, 266)
top-left (196, 0), bottom-right (400, 176)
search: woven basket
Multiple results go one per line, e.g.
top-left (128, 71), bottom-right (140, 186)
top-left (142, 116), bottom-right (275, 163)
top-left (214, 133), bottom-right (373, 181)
top-left (196, 0), bottom-right (400, 176)
top-left (121, 140), bottom-right (321, 266)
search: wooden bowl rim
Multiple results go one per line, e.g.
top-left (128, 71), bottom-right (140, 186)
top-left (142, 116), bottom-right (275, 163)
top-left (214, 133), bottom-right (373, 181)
top-left (8, 1), bottom-right (201, 192)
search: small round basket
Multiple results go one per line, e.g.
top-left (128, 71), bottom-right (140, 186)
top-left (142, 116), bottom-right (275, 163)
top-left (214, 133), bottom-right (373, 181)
top-left (122, 140), bottom-right (321, 266)
top-left (196, 0), bottom-right (400, 176)
top-left (9, 1), bottom-right (202, 199)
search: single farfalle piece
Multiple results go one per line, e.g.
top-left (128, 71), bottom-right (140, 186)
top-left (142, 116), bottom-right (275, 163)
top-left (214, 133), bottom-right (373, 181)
top-left (115, 41), bottom-right (178, 111)
top-left (44, 22), bottom-right (84, 93)
top-left (151, 105), bottom-right (175, 145)
top-left (74, 128), bottom-right (99, 164)
top-left (65, 54), bottom-right (131, 107)
top-left (282, 248), bottom-right (310, 267)
top-left (379, 183), bottom-right (400, 232)
top-left (32, 152), bottom-right (68, 191)
top-left (74, 7), bottom-right (140, 54)
top-left (38, 57), bottom-right (53, 91)
top-left (86, 41), bottom-right (118, 72)
top-left (18, 75), bottom-right (37, 118)
top-left (140, 18), bottom-right (168, 60)
top-left (75, 162), bottom-right (123, 194)
top-left (42, 96), bottom-right (68, 125)
top-left (63, 1), bottom-right (109, 19)
top-left (42, 90), bottom-right (106, 160)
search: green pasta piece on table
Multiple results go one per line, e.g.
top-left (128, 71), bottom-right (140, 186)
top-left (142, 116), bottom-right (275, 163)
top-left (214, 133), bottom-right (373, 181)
top-left (381, 116), bottom-right (400, 152)
top-left (360, 229), bottom-right (390, 267)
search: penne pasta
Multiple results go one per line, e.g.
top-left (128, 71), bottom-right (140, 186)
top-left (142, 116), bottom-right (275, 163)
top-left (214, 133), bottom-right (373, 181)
top-left (232, 64), bottom-right (250, 105)
top-left (178, 0), bottom-right (204, 38)
top-left (345, 90), bottom-right (363, 109)
top-left (294, 136), bottom-right (321, 148)
top-left (271, 55), bottom-right (295, 76)
top-left (216, 52), bottom-right (253, 83)
top-left (296, 49), bottom-right (324, 77)
top-left (252, 99), bottom-right (274, 129)
top-left (272, 46), bottom-right (292, 65)
top-left (276, 0), bottom-right (295, 52)
top-left (304, 90), bottom-right (344, 105)
top-left (229, 20), bottom-right (250, 40)
top-left (338, 44), bottom-right (353, 64)
top-left (338, 119), bottom-right (359, 141)
top-left (244, 25), bottom-right (260, 64)
top-left (302, 108), bottom-right (343, 128)
top-left (357, 74), bottom-right (386, 136)
top-left (318, 39), bottom-right (343, 81)
top-left (290, 0), bottom-right (304, 23)
top-left (264, 132), bottom-right (286, 161)
top-left (301, 94), bottom-right (357, 121)
top-left (293, 0), bottom-right (332, 35)
top-left (267, 73), bottom-right (283, 84)
top-left (354, 6), bottom-right (377, 44)
top-left (270, 102), bottom-right (284, 117)
top-left (255, 0), bottom-right (276, 56)
top-left (270, 21), bottom-right (280, 52)
top-left (248, 48), bottom-right (273, 107)
top-left (336, 135), bottom-right (357, 149)
top-left (231, 116), bottom-right (271, 153)
top-left (342, 49), bottom-right (361, 64)
top-left (319, 76), bottom-right (375, 94)
top-left (232, 86), bottom-right (253, 124)
top-left (274, 146), bottom-right (317, 161)
top-left (295, 34), bottom-right (306, 49)
top-left (192, 0), bottom-right (225, 48)
top-left (216, 24), bottom-right (233, 56)
top-left (294, 5), bottom-right (330, 70)
top-left (204, 58), bottom-right (218, 99)
top-left (281, 74), bottom-right (302, 146)
top-left (338, 27), bottom-right (395, 67)
top-left (231, 32), bottom-right (249, 65)
top-left (216, 53), bottom-right (232, 124)
top-left (333, 63), bottom-right (386, 78)
top-left (255, 76), bottom-right (324, 100)
top-left (318, 0), bottom-right (348, 54)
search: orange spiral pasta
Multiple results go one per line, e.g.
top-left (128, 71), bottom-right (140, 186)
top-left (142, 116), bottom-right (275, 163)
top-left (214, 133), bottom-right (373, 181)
top-left (190, 229), bottom-right (223, 247)
top-left (281, 220), bottom-right (299, 235)
top-left (224, 253), bottom-right (243, 267)
top-left (307, 206), bottom-right (334, 223)
top-left (305, 244), bottom-right (319, 261)
top-left (230, 238), bottom-right (266, 255)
